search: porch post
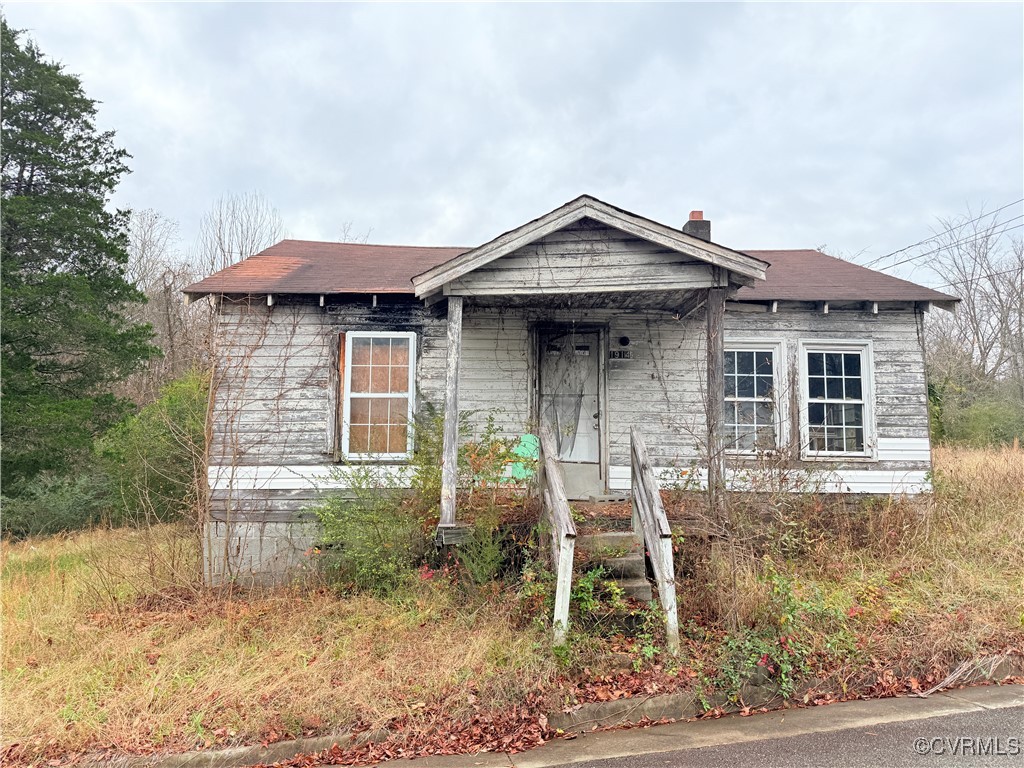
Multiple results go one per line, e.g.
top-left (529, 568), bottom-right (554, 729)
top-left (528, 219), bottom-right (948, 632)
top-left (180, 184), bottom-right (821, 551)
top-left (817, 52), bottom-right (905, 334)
top-left (439, 295), bottom-right (463, 528)
top-left (706, 286), bottom-right (726, 513)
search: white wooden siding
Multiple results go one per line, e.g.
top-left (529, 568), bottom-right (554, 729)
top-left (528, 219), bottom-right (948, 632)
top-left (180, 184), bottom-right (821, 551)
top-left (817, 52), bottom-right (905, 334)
top-left (446, 219), bottom-right (718, 296)
top-left (209, 298), bottom-right (935, 522)
top-left (208, 297), bottom-right (447, 522)
top-left (607, 465), bottom-right (930, 494)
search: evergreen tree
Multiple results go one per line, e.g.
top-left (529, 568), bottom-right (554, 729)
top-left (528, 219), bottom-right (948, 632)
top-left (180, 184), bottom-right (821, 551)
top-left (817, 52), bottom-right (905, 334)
top-left (1, 19), bottom-right (157, 492)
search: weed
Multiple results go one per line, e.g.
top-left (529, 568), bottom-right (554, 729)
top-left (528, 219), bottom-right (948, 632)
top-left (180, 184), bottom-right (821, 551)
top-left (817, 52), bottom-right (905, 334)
top-left (312, 463), bottom-right (430, 596)
top-left (455, 522), bottom-right (507, 587)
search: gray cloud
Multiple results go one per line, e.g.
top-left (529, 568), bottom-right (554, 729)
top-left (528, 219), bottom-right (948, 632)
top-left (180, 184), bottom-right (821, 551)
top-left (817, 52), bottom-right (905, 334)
top-left (4, 2), bottom-right (1021, 285)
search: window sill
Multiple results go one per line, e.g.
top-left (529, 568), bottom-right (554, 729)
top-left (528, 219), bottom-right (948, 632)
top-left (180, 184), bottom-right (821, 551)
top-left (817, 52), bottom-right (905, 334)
top-left (338, 456), bottom-right (412, 465)
top-left (800, 452), bottom-right (877, 463)
top-left (724, 449), bottom-right (783, 458)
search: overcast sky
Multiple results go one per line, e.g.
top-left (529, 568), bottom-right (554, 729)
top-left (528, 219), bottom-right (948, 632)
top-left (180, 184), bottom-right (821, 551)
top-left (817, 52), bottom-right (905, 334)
top-left (5, 2), bottom-right (1023, 285)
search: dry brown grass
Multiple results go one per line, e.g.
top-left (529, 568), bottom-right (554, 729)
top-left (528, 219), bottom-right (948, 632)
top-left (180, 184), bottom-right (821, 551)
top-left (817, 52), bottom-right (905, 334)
top-left (4, 446), bottom-right (1021, 762)
top-left (692, 445), bottom-right (1024, 674)
top-left (1, 526), bottom-right (554, 763)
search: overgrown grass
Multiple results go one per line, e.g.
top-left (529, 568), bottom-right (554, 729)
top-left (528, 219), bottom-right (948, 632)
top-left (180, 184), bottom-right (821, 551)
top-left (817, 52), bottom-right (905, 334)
top-left (3, 447), bottom-right (1022, 761)
top-left (675, 446), bottom-right (1024, 702)
top-left (1, 525), bottom-right (554, 763)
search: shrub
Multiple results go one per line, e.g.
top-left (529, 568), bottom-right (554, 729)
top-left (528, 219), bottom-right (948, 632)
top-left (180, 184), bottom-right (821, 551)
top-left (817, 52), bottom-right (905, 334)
top-left (454, 519), bottom-right (506, 587)
top-left (312, 464), bottom-right (431, 596)
top-left (945, 397), bottom-right (1024, 446)
top-left (0, 472), bottom-right (112, 538)
top-left (95, 371), bottom-right (207, 526)
top-left (311, 408), bottom-right (527, 596)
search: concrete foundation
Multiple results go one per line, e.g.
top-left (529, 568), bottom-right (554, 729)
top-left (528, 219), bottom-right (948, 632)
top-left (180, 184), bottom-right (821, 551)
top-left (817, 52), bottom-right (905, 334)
top-left (203, 520), bottom-right (321, 586)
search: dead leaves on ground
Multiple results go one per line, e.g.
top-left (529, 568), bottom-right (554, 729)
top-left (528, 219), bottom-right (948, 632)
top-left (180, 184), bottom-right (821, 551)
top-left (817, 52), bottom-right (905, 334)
top-left (252, 696), bottom-right (556, 767)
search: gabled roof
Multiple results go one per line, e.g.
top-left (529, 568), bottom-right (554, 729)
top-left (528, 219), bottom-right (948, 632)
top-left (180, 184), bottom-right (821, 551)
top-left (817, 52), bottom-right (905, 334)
top-left (738, 250), bottom-right (958, 305)
top-left (411, 194), bottom-right (769, 298)
top-left (182, 199), bottom-right (960, 308)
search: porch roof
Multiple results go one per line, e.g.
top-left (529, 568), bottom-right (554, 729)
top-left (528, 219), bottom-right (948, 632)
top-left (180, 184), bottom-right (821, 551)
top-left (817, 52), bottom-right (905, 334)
top-left (410, 195), bottom-right (770, 298)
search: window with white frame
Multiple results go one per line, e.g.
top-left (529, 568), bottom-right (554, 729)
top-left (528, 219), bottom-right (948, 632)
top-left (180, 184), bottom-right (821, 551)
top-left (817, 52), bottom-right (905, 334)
top-left (724, 344), bottom-right (781, 452)
top-left (802, 344), bottom-right (872, 456)
top-left (342, 332), bottom-right (416, 459)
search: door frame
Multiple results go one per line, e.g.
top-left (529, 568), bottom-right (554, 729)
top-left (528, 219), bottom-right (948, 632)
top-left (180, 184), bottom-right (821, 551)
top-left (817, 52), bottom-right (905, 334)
top-left (529, 321), bottom-right (609, 492)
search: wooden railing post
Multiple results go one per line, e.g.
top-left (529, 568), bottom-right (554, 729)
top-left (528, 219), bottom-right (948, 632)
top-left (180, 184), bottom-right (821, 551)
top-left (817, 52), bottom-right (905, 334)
top-left (539, 421), bottom-right (576, 645)
top-left (439, 296), bottom-right (463, 528)
top-left (630, 426), bottom-right (680, 654)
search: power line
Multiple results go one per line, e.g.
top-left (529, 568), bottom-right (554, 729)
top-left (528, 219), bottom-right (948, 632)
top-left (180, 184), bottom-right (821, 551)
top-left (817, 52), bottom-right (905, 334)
top-left (879, 219), bottom-right (1023, 273)
top-left (861, 199), bottom-right (1024, 269)
top-left (932, 266), bottom-right (1024, 291)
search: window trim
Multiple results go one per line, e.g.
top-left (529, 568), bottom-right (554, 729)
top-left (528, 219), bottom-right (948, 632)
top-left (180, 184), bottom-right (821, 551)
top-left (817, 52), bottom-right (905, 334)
top-left (798, 339), bottom-right (876, 461)
top-left (341, 330), bottom-right (417, 461)
top-left (722, 338), bottom-right (787, 455)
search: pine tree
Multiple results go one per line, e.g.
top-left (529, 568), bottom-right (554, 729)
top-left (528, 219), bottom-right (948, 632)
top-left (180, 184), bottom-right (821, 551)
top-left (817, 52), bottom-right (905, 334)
top-left (1, 19), bottom-right (157, 492)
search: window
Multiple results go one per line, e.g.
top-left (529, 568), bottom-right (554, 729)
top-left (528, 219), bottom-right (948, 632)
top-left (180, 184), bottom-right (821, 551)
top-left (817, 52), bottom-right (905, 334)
top-left (802, 344), bottom-right (872, 456)
top-left (342, 332), bottom-right (416, 459)
top-left (724, 344), bottom-right (780, 452)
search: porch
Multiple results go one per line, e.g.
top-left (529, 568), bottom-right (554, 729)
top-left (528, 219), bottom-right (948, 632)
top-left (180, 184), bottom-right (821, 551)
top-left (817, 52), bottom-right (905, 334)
top-left (410, 197), bottom-right (768, 532)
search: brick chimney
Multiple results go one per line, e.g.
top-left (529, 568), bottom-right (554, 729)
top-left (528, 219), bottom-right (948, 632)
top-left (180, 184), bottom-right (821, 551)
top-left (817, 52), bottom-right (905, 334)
top-left (682, 210), bottom-right (711, 242)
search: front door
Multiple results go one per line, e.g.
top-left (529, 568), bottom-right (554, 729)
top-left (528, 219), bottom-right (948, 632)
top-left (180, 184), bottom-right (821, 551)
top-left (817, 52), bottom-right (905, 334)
top-left (538, 328), bottom-right (605, 499)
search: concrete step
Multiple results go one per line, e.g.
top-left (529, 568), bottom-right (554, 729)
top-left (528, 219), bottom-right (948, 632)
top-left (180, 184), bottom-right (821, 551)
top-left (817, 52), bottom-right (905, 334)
top-left (616, 576), bottom-right (653, 602)
top-left (576, 530), bottom-right (652, 603)
top-left (576, 531), bottom-right (641, 555)
top-left (601, 553), bottom-right (646, 579)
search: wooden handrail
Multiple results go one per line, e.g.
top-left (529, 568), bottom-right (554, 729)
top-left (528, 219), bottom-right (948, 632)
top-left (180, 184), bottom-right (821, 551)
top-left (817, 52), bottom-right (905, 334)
top-left (538, 421), bottom-right (575, 645)
top-left (630, 426), bottom-right (680, 653)
top-left (539, 422), bottom-right (577, 540)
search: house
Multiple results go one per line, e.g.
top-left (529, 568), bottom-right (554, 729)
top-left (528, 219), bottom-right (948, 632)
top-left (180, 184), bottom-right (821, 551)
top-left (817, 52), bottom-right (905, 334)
top-left (184, 195), bottom-right (958, 585)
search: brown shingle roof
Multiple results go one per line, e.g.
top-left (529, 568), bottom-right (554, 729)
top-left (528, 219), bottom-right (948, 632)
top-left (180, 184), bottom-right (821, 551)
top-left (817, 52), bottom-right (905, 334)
top-left (184, 241), bottom-right (959, 304)
top-left (738, 249), bottom-right (957, 303)
top-left (183, 240), bottom-right (468, 295)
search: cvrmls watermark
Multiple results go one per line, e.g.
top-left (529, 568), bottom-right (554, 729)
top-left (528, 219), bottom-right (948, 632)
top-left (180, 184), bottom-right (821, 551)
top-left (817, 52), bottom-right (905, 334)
top-left (913, 736), bottom-right (1021, 757)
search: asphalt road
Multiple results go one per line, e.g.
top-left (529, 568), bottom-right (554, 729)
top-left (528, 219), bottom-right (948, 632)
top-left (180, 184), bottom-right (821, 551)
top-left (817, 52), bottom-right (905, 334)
top-left (393, 686), bottom-right (1023, 768)
top-left (566, 705), bottom-right (1024, 768)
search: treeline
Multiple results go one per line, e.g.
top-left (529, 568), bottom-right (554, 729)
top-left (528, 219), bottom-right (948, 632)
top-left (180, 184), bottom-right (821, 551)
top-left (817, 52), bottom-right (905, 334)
top-left (922, 211), bottom-right (1024, 446)
top-left (0, 20), bottom-right (281, 537)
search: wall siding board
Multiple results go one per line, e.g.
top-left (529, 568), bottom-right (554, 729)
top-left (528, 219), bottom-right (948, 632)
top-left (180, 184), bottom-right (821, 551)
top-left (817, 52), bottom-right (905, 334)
top-left (209, 297), bottom-right (446, 535)
top-left (448, 220), bottom-right (717, 295)
top-left (208, 294), bottom-right (934, 582)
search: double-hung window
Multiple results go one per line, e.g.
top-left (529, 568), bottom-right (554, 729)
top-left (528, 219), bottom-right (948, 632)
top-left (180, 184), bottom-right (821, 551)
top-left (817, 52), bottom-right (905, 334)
top-left (802, 343), bottom-right (872, 457)
top-left (342, 331), bottom-right (416, 460)
top-left (724, 343), bottom-right (782, 452)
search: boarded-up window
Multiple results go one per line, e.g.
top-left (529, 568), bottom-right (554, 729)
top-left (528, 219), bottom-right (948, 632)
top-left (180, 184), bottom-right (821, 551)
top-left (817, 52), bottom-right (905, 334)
top-left (342, 332), bottom-right (416, 459)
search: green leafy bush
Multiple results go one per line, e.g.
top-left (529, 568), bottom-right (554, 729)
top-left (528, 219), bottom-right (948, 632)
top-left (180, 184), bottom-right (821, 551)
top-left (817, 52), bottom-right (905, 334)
top-left (0, 472), bottom-right (113, 538)
top-left (312, 464), bottom-right (430, 596)
top-left (312, 408), bottom-right (528, 596)
top-left (455, 520), bottom-right (506, 587)
top-left (946, 397), bottom-right (1024, 446)
top-left (95, 371), bottom-right (207, 525)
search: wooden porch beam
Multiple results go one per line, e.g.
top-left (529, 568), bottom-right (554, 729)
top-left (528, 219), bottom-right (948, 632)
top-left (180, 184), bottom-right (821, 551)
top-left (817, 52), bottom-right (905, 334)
top-left (706, 287), bottom-right (726, 513)
top-left (439, 296), bottom-right (464, 528)
top-left (676, 290), bottom-right (707, 321)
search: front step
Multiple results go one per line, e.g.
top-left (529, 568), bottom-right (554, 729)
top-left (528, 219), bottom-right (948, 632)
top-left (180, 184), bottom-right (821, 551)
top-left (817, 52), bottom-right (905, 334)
top-left (615, 576), bottom-right (653, 601)
top-left (576, 532), bottom-right (653, 603)
top-left (576, 531), bottom-right (640, 554)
